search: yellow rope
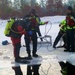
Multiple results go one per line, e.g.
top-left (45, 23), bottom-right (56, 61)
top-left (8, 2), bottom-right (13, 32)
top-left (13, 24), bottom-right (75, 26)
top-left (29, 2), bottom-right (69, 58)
top-left (10, 28), bottom-right (25, 34)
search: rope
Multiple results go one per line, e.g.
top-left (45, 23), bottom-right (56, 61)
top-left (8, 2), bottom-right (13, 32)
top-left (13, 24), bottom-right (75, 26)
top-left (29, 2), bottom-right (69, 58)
top-left (44, 21), bottom-right (52, 36)
top-left (40, 63), bottom-right (51, 75)
top-left (37, 21), bottom-right (52, 51)
top-left (10, 28), bottom-right (25, 34)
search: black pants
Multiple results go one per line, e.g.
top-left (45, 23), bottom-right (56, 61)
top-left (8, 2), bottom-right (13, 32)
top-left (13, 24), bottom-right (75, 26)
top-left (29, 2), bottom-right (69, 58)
top-left (66, 29), bottom-right (75, 51)
top-left (24, 31), bottom-right (37, 56)
top-left (53, 31), bottom-right (65, 47)
top-left (62, 33), bottom-right (67, 46)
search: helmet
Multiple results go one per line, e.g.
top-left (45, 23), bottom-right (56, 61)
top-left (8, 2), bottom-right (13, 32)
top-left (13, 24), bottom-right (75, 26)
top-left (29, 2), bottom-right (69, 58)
top-left (67, 6), bottom-right (73, 11)
top-left (30, 9), bottom-right (36, 14)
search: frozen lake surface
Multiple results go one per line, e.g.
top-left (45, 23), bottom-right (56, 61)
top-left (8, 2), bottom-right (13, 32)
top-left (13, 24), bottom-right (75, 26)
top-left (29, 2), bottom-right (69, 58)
top-left (0, 16), bottom-right (74, 75)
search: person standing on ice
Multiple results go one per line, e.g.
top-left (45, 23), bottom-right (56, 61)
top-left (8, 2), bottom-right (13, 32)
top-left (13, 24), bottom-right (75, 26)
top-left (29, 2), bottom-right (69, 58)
top-left (23, 9), bottom-right (48, 58)
top-left (4, 17), bottom-right (31, 62)
top-left (64, 6), bottom-right (75, 52)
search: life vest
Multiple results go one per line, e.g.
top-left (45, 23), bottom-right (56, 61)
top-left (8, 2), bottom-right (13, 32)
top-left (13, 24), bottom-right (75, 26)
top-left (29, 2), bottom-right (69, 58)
top-left (30, 16), bottom-right (38, 30)
top-left (24, 15), bottom-right (45, 31)
top-left (66, 16), bottom-right (75, 27)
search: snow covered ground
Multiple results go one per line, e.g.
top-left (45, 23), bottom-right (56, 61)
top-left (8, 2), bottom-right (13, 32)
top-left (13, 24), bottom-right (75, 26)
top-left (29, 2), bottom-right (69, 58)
top-left (0, 16), bottom-right (75, 75)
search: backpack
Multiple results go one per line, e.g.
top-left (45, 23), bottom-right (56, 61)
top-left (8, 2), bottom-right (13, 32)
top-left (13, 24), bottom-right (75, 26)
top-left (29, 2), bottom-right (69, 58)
top-left (4, 19), bottom-right (15, 37)
top-left (66, 16), bottom-right (75, 27)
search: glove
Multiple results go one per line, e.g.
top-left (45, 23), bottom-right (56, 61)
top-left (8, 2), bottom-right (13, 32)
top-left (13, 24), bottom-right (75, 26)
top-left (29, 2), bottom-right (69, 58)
top-left (28, 31), bottom-right (33, 35)
top-left (45, 21), bottom-right (48, 24)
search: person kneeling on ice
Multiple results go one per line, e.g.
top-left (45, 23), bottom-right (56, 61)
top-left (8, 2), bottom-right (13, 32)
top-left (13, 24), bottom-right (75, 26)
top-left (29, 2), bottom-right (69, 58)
top-left (53, 20), bottom-right (67, 49)
top-left (4, 17), bottom-right (32, 62)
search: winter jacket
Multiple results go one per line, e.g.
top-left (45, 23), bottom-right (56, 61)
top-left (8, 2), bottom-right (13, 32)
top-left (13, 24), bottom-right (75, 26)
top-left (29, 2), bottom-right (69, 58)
top-left (60, 20), bottom-right (66, 32)
top-left (23, 14), bottom-right (46, 31)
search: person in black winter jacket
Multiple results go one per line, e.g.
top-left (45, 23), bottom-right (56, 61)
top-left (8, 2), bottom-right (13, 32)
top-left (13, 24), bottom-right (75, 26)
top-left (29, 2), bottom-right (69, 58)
top-left (23, 9), bottom-right (48, 58)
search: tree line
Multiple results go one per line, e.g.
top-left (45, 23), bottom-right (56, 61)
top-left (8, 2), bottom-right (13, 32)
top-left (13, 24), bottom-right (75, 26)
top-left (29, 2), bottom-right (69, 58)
top-left (0, 0), bottom-right (75, 19)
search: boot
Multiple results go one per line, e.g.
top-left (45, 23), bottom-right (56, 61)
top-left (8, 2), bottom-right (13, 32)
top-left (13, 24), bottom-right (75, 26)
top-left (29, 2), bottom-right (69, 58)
top-left (33, 54), bottom-right (39, 57)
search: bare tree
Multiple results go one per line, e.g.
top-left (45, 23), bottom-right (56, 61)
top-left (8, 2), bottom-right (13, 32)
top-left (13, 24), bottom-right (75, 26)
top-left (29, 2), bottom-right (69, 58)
top-left (31, 0), bottom-right (36, 7)
top-left (67, 0), bottom-right (75, 8)
top-left (0, 0), bottom-right (12, 19)
top-left (46, 0), bottom-right (64, 15)
top-left (13, 0), bottom-right (21, 10)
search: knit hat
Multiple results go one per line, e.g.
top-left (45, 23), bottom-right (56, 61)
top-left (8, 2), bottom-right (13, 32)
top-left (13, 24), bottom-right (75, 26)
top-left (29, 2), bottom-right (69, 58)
top-left (67, 6), bottom-right (73, 11)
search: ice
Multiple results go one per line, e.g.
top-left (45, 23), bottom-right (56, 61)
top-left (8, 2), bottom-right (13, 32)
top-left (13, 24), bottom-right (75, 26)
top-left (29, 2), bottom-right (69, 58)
top-left (0, 16), bottom-right (70, 75)
top-left (67, 54), bottom-right (75, 66)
